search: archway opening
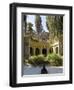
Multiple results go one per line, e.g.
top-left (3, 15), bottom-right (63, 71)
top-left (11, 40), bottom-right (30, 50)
top-left (49, 48), bottom-right (53, 53)
top-left (42, 48), bottom-right (47, 56)
top-left (30, 47), bottom-right (33, 56)
top-left (35, 48), bottom-right (40, 55)
top-left (56, 47), bottom-right (58, 54)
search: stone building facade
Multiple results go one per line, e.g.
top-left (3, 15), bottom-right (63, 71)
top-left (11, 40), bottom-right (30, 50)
top-left (22, 14), bottom-right (62, 60)
top-left (23, 30), bottom-right (60, 60)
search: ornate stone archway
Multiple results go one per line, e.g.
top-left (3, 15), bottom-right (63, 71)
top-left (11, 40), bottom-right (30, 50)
top-left (35, 48), bottom-right (40, 55)
top-left (42, 48), bottom-right (47, 56)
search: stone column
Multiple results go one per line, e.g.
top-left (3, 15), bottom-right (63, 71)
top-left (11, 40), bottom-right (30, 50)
top-left (58, 46), bottom-right (59, 55)
top-left (53, 47), bottom-right (55, 53)
top-left (47, 48), bottom-right (49, 55)
top-left (33, 47), bottom-right (35, 55)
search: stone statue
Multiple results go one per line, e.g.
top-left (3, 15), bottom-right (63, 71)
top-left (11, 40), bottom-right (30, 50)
top-left (41, 64), bottom-right (48, 74)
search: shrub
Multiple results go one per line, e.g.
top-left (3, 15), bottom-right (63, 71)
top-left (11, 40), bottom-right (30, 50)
top-left (28, 55), bottom-right (49, 66)
top-left (54, 56), bottom-right (63, 66)
top-left (47, 53), bottom-right (63, 66)
top-left (35, 55), bottom-right (46, 66)
top-left (28, 56), bottom-right (37, 66)
top-left (28, 53), bottom-right (63, 66)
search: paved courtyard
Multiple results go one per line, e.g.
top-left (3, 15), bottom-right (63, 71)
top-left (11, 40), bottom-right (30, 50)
top-left (22, 65), bottom-right (63, 75)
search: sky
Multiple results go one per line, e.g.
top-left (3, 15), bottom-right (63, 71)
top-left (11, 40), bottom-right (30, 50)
top-left (27, 15), bottom-right (49, 32)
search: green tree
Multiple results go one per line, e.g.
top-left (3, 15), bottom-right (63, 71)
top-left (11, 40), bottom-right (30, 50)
top-left (35, 15), bottom-right (43, 34)
top-left (46, 16), bottom-right (63, 55)
top-left (27, 22), bottom-right (33, 32)
top-left (46, 16), bottom-right (63, 38)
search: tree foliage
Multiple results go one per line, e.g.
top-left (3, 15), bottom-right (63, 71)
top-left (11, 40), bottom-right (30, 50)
top-left (46, 16), bottom-right (63, 55)
top-left (46, 16), bottom-right (63, 38)
top-left (35, 15), bottom-right (43, 34)
top-left (27, 22), bottom-right (33, 32)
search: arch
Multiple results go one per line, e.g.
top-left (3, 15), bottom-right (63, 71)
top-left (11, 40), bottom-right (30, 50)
top-left (35, 48), bottom-right (40, 55)
top-left (30, 47), bottom-right (33, 56)
top-left (42, 48), bottom-right (47, 56)
top-left (55, 47), bottom-right (58, 54)
top-left (49, 47), bottom-right (53, 53)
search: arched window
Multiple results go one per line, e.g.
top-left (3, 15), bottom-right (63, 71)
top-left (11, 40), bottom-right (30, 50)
top-left (30, 47), bottom-right (33, 56)
top-left (56, 47), bottom-right (58, 54)
top-left (42, 48), bottom-right (47, 56)
top-left (35, 48), bottom-right (40, 55)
